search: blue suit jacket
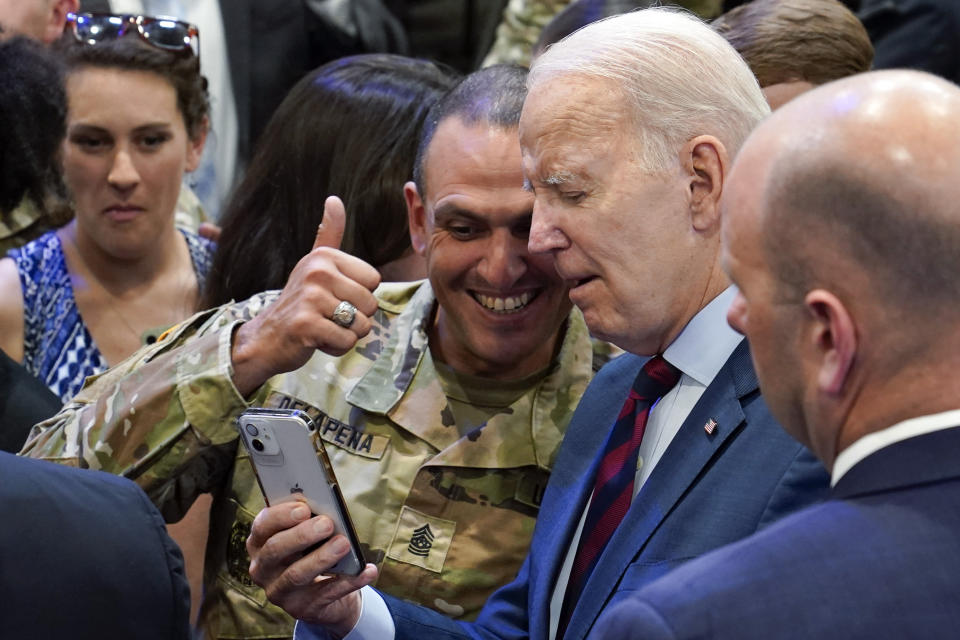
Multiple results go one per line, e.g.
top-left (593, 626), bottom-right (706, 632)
top-left (0, 452), bottom-right (191, 639)
top-left (588, 424), bottom-right (960, 639)
top-left (378, 342), bottom-right (829, 640)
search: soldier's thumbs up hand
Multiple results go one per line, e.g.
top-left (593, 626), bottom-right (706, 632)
top-left (231, 196), bottom-right (381, 397)
top-left (312, 195), bottom-right (346, 250)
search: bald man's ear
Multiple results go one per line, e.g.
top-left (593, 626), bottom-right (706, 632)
top-left (804, 289), bottom-right (856, 396)
top-left (404, 181), bottom-right (428, 257)
top-left (683, 136), bottom-right (727, 232)
top-left (44, 0), bottom-right (78, 45)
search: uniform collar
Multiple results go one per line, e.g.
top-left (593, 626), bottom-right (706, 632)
top-left (349, 284), bottom-right (599, 469)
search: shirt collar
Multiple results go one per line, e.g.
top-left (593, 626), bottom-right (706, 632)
top-left (663, 286), bottom-right (743, 386)
top-left (831, 408), bottom-right (960, 486)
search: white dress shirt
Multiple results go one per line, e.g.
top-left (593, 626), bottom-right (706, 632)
top-left (298, 287), bottom-right (744, 640)
top-left (546, 286), bottom-right (742, 640)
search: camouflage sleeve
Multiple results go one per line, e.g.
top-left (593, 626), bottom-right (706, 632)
top-left (19, 303), bottom-right (257, 521)
top-left (481, 0), bottom-right (573, 67)
top-left (173, 184), bottom-right (208, 233)
top-left (481, 0), bottom-right (723, 68)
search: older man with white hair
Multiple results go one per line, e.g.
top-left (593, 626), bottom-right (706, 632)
top-left (588, 68), bottom-right (960, 640)
top-left (245, 8), bottom-right (829, 640)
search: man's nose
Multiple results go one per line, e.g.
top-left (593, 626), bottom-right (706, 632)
top-left (528, 201), bottom-right (568, 255)
top-left (478, 231), bottom-right (527, 289)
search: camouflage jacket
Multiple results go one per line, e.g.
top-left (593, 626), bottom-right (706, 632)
top-left (0, 197), bottom-right (56, 255)
top-left (22, 281), bottom-right (618, 639)
top-left (482, 0), bottom-right (725, 67)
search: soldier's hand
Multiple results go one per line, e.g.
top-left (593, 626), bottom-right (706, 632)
top-left (247, 503), bottom-right (378, 635)
top-left (230, 196), bottom-right (381, 396)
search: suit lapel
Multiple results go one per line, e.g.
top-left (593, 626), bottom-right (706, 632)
top-left (526, 356), bottom-right (642, 638)
top-left (565, 342), bottom-right (757, 639)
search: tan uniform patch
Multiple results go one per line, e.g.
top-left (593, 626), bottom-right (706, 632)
top-left (387, 506), bottom-right (457, 573)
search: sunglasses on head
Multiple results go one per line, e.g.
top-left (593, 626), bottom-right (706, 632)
top-left (65, 12), bottom-right (199, 58)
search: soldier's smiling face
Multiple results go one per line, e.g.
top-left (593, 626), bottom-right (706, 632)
top-left (407, 117), bottom-right (571, 380)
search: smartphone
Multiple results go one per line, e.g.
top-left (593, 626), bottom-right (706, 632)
top-left (236, 407), bottom-right (365, 576)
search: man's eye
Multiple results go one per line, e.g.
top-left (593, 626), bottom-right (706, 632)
top-left (560, 191), bottom-right (586, 204)
top-left (512, 221), bottom-right (532, 238)
top-left (449, 225), bottom-right (476, 239)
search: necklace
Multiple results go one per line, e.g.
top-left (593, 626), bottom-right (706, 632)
top-left (63, 226), bottom-right (195, 347)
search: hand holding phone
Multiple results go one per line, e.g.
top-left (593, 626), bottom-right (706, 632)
top-left (236, 408), bottom-right (365, 576)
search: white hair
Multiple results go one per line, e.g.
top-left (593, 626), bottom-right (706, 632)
top-left (529, 7), bottom-right (770, 173)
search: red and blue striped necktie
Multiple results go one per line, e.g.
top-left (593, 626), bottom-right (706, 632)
top-left (558, 355), bottom-right (682, 638)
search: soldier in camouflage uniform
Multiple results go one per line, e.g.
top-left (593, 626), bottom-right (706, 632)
top-left (482, 0), bottom-right (725, 67)
top-left (22, 65), bottom-right (618, 639)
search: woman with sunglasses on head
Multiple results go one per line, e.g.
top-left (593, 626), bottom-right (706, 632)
top-left (0, 13), bottom-right (214, 403)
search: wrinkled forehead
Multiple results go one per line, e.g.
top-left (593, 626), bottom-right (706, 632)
top-left (520, 75), bottom-right (631, 168)
top-left (522, 75), bottom-right (626, 133)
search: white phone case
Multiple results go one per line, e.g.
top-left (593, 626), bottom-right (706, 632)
top-left (236, 408), bottom-right (365, 576)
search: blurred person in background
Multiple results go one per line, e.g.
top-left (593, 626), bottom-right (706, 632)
top-left (713, 0), bottom-right (873, 110)
top-left (0, 0), bottom-right (78, 253)
top-left (0, 0), bottom-right (77, 43)
top-left (855, 0), bottom-right (959, 86)
top-left (0, 36), bottom-right (68, 451)
top-left (201, 53), bottom-right (458, 309)
top-left (482, 0), bottom-right (723, 66)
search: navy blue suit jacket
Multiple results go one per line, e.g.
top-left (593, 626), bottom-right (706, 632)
top-left (376, 342), bottom-right (829, 640)
top-left (589, 425), bottom-right (960, 639)
top-left (0, 452), bottom-right (191, 639)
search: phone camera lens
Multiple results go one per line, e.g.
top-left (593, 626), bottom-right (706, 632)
top-left (252, 438), bottom-right (265, 452)
top-left (245, 424), bottom-right (259, 437)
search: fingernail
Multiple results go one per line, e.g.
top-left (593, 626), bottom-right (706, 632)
top-left (314, 518), bottom-right (333, 537)
top-left (332, 538), bottom-right (349, 554)
top-left (291, 505), bottom-right (309, 521)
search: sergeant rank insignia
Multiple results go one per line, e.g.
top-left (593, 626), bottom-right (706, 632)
top-left (408, 524), bottom-right (435, 557)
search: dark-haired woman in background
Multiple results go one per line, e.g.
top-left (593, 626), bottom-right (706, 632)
top-left (0, 33), bottom-right (71, 254)
top-left (0, 14), bottom-right (215, 402)
top-left (201, 53), bottom-right (459, 309)
top-left (0, 36), bottom-right (69, 452)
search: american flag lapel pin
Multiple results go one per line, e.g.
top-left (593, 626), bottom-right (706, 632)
top-left (704, 418), bottom-right (718, 435)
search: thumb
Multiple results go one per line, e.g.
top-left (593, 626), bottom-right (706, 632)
top-left (312, 196), bottom-right (346, 251)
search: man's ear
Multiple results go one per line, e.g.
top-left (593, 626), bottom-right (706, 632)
top-left (404, 181), bottom-right (428, 256)
top-left (185, 117), bottom-right (209, 173)
top-left (804, 289), bottom-right (856, 395)
top-left (682, 135), bottom-right (727, 232)
top-left (44, 0), bottom-right (79, 45)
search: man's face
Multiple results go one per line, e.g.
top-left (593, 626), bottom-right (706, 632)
top-left (520, 76), bottom-right (711, 356)
top-left (409, 117), bottom-right (572, 380)
top-left (762, 80), bottom-right (816, 111)
top-left (721, 147), bottom-right (809, 446)
top-left (0, 0), bottom-right (68, 44)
